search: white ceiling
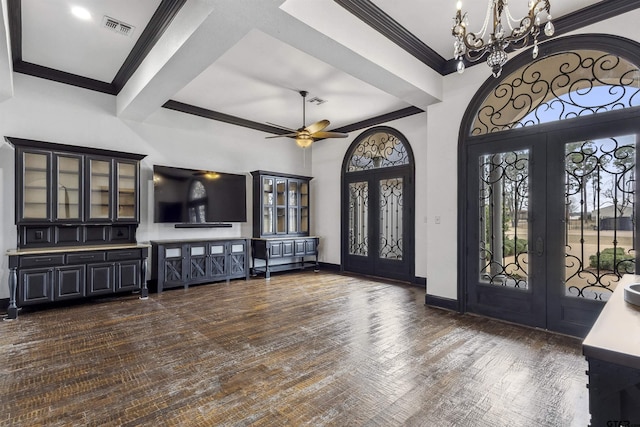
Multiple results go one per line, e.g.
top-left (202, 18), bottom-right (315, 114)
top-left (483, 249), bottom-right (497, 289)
top-left (4, 0), bottom-right (621, 139)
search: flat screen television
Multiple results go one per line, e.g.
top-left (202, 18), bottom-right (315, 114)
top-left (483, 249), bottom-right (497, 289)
top-left (153, 165), bottom-right (247, 224)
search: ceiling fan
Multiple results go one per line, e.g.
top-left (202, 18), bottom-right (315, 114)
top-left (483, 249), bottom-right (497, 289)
top-left (266, 90), bottom-right (348, 148)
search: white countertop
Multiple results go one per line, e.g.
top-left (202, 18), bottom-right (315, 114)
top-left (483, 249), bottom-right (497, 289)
top-left (583, 274), bottom-right (640, 369)
top-left (7, 243), bottom-right (150, 256)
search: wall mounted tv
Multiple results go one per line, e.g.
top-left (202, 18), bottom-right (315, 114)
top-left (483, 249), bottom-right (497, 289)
top-left (153, 165), bottom-right (247, 225)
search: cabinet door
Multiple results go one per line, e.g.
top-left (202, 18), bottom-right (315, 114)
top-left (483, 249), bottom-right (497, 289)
top-left (189, 244), bottom-right (208, 281)
top-left (87, 158), bottom-right (113, 221)
top-left (162, 245), bottom-right (186, 288)
top-left (282, 240), bottom-right (294, 257)
top-left (276, 179), bottom-right (287, 234)
top-left (288, 180), bottom-right (300, 233)
top-left (209, 243), bottom-right (227, 279)
top-left (115, 160), bottom-right (138, 222)
top-left (228, 241), bottom-right (247, 277)
top-left (262, 177), bottom-right (275, 235)
top-left (54, 154), bottom-right (83, 222)
top-left (300, 181), bottom-right (309, 234)
top-left (87, 263), bottom-right (115, 295)
top-left (304, 238), bottom-right (317, 255)
top-left (116, 260), bottom-right (141, 291)
top-left (55, 265), bottom-right (86, 300)
top-left (19, 268), bottom-right (54, 304)
top-left (19, 150), bottom-right (51, 222)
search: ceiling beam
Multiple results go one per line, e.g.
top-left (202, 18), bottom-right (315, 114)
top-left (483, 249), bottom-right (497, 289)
top-left (0, 0), bottom-right (14, 101)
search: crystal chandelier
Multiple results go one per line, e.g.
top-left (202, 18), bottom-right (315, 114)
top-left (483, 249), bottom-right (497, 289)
top-left (452, 0), bottom-right (554, 78)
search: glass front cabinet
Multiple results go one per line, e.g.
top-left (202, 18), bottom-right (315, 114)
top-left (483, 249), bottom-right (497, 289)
top-left (8, 137), bottom-right (145, 248)
top-left (251, 171), bottom-right (312, 238)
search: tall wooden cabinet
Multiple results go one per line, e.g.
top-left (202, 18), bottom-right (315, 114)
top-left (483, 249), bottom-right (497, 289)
top-left (250, 171), bottom-right (319, 278)
top-left (5, 137), bottom-right (148, 319)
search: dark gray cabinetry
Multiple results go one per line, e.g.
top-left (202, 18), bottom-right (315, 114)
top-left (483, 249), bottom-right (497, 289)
top-left (151, 239), bottom-right (249, 293)
top-left (6, 245), bottom-right (149, 319)
top-left (251, 237), bottom-right (319, 279)
top-left (583, 275), bottom-right (640, 426)
top-left (7, 137), bottom-right (145, 249)
top-left (250, 171), bottom-right (319, 278)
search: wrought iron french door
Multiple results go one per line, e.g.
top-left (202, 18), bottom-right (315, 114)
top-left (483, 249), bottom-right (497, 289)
top-left (343, 167), bottom-right (414, 282)
top-left (466, 118), bottom-right (639, 337)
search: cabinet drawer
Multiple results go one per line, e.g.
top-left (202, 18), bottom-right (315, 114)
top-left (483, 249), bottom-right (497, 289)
top-left (67, 252), bottom-right (106, 264)
top-left (107, 249), bottom-right (142, 261)
top-left (20, 254), bottom-right (65, 268)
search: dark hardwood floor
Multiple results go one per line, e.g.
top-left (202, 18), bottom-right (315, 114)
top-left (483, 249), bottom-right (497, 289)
top-left (0, 272), bottom-right (589, 426)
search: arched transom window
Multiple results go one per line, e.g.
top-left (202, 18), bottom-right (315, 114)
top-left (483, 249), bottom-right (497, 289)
top-left (346, 129), bottom-right (410, 172)
top-left (472, 49), bottom-right (640, 136)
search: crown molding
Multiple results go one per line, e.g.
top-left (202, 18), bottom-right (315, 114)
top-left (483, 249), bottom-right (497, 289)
top-left (333, 0), bottom-right (447, 72)
top-left (8, 0), bottom-right (185, 94)
top-left (331, 106), bottom-right (424, 134)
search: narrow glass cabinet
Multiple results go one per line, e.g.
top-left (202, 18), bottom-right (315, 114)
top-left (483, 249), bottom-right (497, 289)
top-left (116, 160), bottom-right (138, 221)
top-left (251, 171), bottom-right (312, 238)
top-left (55, 154), bottom-right (82, 221)
top-left (88, 158), bottom-right (112, 221)
top-left (20, 151), bottom-right (51, 221)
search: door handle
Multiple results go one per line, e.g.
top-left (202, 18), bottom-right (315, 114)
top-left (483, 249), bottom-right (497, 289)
top-left (535, 237), bottom-right (544, 257)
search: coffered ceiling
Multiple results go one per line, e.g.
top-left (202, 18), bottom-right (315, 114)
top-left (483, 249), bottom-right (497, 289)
top-left (1, 0), bottom-right (638, 140)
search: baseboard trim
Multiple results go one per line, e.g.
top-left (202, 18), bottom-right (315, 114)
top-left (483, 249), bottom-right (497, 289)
top-left (0, 298), bottom-right (8, 314)
top-left (318, 262), bottom-right (341, 272)
top-left (425, 294), bottom-right (459, 311)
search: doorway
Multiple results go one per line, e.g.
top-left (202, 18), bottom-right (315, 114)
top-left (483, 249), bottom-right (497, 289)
top-left (341, 127), bottom-right (415, 283)
top-left (460, 36), bottom-right (640, 337)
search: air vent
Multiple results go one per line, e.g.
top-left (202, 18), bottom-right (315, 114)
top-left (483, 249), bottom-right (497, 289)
top-left (102, 16), bottom-right (135, 37)
top-left (307, 96), bottom-right (327, 105)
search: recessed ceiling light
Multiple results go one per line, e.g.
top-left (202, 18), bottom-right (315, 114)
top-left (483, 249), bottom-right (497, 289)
top-left (71, 6), bottom-right (92, 21)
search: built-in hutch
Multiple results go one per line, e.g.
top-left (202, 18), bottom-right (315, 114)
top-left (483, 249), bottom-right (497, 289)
top-left (5, 137), bottom-right (148, 319)
top-left (250, 170), bottom-right (319, 278)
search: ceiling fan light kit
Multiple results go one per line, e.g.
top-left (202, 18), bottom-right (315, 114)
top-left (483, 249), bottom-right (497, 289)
top-left (452, 0), bottom-right (554, 78)
top-left (265, 91), bottom-right (348, 148)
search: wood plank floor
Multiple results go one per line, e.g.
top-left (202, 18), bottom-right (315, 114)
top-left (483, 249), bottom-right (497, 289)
top-left (0, 272), bottom-right (589, 426)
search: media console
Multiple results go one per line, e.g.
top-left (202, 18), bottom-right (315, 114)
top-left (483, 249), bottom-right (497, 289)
top-left (150, 238), bottom-right (249, 293)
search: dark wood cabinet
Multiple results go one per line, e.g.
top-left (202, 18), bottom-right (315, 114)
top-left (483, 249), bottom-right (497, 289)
top-left (583, 275), bottom-right (640, 426)
top-left (7, 137), bottom-right (145, 249)
top-left (7, 245), bottom-right (149, 319)
top-left (250, 171), bottom-right (319, 278)
top-left (5, 137), bottom-right (148, 320)
top-left (151, 238), bottom-right (249, 293)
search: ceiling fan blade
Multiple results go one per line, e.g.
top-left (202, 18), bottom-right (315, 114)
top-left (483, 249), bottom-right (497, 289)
top-left (266, 122), bottom-right (298, 132)
top-left (311, 131), bottom-right (349, 139)
top-left (265, 133), bottom-right (298, 139)
top-left (304, 119), bottom-right (330, 135)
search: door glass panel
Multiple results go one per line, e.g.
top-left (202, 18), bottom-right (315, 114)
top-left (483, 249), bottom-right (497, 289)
top-left (89, 159), bottom-right (111, 219)
top-left (564, 136), bottom-right (636, 301)
top-left (117, 162), bottom-right (136, 220)
top-left (57, 156), bottom-right (81, 220)
top-left (379, 178), bottom-right (403, 260)
top-left (479, 150), bottom-right (530, 290)
top-left (23, 152), bottom-right (49, 219)
top-left (348, 181), bottom-right (369, 256)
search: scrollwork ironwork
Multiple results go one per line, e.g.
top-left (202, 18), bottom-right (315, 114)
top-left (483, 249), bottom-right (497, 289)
top-left (479, 150), bottom-right (530, 289)
top-left (347, 131), bottom-right (409, 172)
top-left (472, 50), bottom-right (640, 136)
top-left (564, 137), bottom-right (636, 300)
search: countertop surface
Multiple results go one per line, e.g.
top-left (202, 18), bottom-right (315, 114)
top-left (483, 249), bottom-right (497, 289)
top-left (7, 243), bottom-right (150, 256)
top-left (583, 274), bottom-right (640, 369)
